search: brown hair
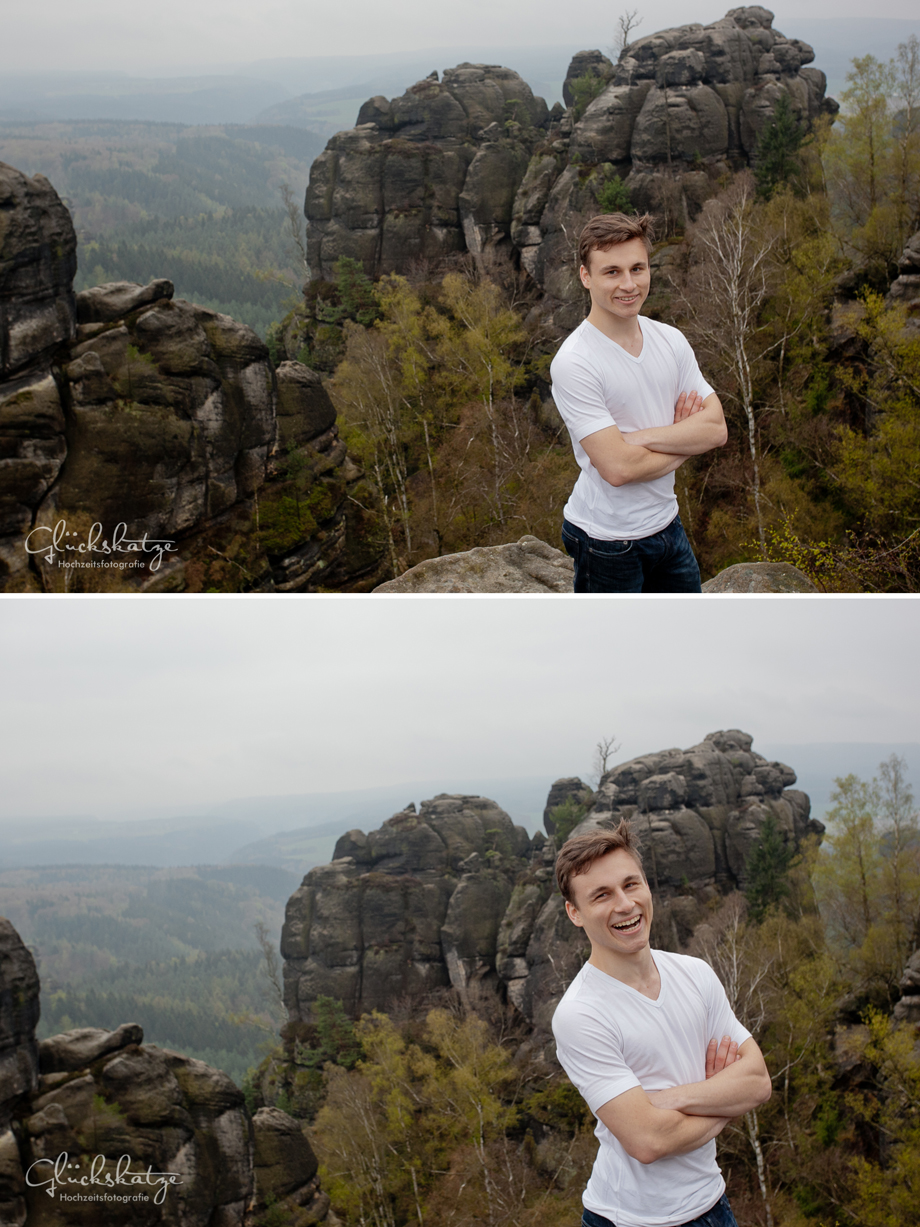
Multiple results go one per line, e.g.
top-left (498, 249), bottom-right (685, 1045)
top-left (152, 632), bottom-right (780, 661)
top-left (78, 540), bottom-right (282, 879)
top-left (578, 212), bottom-right (655, 270)
top-left (555, 820), bottom-right (645, 903)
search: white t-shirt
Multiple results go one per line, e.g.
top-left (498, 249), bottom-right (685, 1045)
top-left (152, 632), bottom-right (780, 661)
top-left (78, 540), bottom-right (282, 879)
top-left (552, 951), bottom-right (751, 1227)
top-left (550, 318), bottom-right (715, 541)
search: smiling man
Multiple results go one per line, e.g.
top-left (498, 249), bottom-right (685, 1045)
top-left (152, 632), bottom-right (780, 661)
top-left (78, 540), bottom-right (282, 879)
top-left (552, 824), bottom-right (771, 1227)
top-left (550, 213), bottom-right (727, 592)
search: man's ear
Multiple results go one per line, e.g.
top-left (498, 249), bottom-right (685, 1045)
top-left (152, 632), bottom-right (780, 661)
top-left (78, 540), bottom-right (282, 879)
top-left (579, 264), bottom-right (590, 289)
top-left (565, 899), bottom-right (584, 928)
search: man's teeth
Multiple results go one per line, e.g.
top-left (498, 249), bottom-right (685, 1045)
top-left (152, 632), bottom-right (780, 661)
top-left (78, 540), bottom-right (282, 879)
top-left (613, 916), bottom-right (641, 930)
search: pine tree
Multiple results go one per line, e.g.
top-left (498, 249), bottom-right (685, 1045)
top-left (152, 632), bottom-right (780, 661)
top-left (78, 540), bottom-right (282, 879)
top-left (745, 812), bottom-right (794, 920)
top-left (755, 94), bottom-right (805, 199)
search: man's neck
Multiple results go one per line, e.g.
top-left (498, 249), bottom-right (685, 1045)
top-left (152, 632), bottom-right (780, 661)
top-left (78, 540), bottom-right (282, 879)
top-left (585, 308), bottom-right (644, 354)
top-left (588, 943), bottom-right (660, 1000)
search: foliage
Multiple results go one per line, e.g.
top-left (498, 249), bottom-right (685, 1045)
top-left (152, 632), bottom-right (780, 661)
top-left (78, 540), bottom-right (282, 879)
top-left (570, 73), bottom-right (607, 121)
top-left (833, 292), bottom-right (920, 541)
top-left (745, 812), bottom-right (795, 921)
top-left (330, 268), bottom-right (575, 577)
top-left (755, 94), bottom-right (806, 199)
top-left (547, 797), bottom-right (590, 843)
top-left (812, 757), bottom-right (920, 1004)
top-left (596, 174), bottom-right (633, 213)
top-left (822, 37), bottom-right (920, 280)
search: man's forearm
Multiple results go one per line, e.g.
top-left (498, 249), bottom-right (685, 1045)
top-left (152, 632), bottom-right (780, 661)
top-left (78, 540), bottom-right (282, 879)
top-left (647, 1055), bottom-right (772, 1118)
top-left (624, 395), bottom-right (727, 456)
top-left (595, 444), bottom-right (687, 487)
top-left (597, 1099), bottom-right (728, 1164)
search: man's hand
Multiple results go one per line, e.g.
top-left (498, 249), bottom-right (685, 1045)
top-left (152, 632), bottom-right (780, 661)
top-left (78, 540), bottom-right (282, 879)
top-left (646, 1037), bottom-right (771, 1118)
top-left (706, 1035), bottom-right (740, 1078)
top-left (673, 391), bottom-right (705, 422)
top-left (623, 392), bottom-right (727, 456)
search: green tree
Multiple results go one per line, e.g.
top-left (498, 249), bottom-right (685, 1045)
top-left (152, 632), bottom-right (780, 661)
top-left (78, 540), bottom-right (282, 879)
top-left (813, 759), bottom-right (920, 1002)
top-left (755, 94), bottom-right (805, 199)
top-left (745, 813), bottom-right (794, 921)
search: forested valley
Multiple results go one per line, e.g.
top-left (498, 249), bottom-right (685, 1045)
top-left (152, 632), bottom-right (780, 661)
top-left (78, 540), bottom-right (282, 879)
top-left (0, 864), bottom-right (294, 1085)
top-left (247, 758), bottom-right (920, 1227)
top-left (0, 119), bottom-right (323, 338)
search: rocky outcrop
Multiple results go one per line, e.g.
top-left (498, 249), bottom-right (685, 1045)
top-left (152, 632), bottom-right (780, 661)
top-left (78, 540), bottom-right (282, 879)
top-left (0, 921), bottom-right (40, 1133)
top-left (893, 949), bottom-right (920, 1024)
top-left (281, 797), bottom-right (536, 1023)
top-left (517, 6), bottom-right (838, 327)
top-left (886, 230), bottom-right (920, 329)
top-left (702, 561), bottom-right (818, 592)
top-left (373, 534), bottom-right (574, 592)
top-left (281, 732), bottom-right (821, 1054)
top-left (305, 9), bottom-right (836, 329)
top-left (306, 65), bottom-right (551, 279)
top-left (0, 917), bottom-right (329, 1227)
top-left (0, 163), bottom-right (386, 593)
top-left (0, 165), bottom-right (76, 586)
top-left (372, 537), bottom-right (816, 592)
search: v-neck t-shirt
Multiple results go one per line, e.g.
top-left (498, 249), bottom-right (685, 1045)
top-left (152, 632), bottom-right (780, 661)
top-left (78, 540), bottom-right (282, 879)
top-left (550, 318), bottom-right (715, 541)
top-left (552, 950), bottom-right (751, 1227)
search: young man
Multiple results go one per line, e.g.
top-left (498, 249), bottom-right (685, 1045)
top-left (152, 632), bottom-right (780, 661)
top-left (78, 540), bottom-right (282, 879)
top-left (552, 825), bottom-right (771, 1227)
top-left (550, 213), bottom-right (727, 592)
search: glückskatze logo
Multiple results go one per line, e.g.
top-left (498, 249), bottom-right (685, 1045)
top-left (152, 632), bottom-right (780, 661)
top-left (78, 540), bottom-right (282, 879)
top-left (24, 519), bottom-right (178, 572)
top-left (26, 1152), bottom-right (182, 1205)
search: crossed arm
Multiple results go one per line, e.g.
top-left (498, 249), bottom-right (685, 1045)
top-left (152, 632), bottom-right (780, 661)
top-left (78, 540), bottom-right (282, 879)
top-left (595, 1036), bottom-right (772, 1166)
top-left (580, 392), bottom-right (728, 488)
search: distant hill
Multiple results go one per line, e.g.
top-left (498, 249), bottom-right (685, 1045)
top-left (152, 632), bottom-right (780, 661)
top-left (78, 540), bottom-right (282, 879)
top-left (0, 119), bottom-right (323, 338)
top-left (0, 862), bottom-right (298, 1085)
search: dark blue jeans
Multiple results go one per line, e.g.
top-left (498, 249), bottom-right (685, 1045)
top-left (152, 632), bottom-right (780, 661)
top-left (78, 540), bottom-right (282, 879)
top-left (562, 515), bottom-right (702, 593)
top-left (582, 1192), bottom-right (738, 1227)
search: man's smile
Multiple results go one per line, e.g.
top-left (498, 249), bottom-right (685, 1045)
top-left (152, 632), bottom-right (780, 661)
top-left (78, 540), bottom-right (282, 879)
top-left (612, 915), bottom-right (643, 932)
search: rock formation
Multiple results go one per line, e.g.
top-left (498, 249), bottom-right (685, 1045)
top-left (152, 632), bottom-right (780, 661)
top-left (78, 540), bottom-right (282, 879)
top-left (701, 561), bottom-right (818, 592)
top-left (306, 65), bottom-right (553, 280)
top-left (0, 161), bottom-right (385, 593)
top-left (304, 8), bottom-right (837, 327)
top-left (0, 918), bottom-right (329, 1227)
top-left (372, 536), bottom-right (816, 592)
top-left (887, 230), bottom-right (920, 329)
top-left (373, 534), bottom-right (575, 592)
top-left (281, 731), bottom-right (822, 1055)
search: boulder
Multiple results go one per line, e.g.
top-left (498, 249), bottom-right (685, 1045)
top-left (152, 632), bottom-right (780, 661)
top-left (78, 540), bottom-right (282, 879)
top-left (75, 278), bottom-right (174, 324)
top-left (373, 534), bottom-right (574, 592)
top-left (886, 230), bottom-right (920, 328)
top-left (251, 1106), bottom-right (318, 1202)
top-left (702, 561), bottom-right (818, 592)
top-left (39, 1022), bottom-right (144, 1073)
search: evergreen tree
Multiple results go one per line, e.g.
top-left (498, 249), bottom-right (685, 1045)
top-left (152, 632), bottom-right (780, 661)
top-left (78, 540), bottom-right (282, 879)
top-left (755, 94), bottom-right (805, 199)
top-left (745, 812), bottom-right (794, 920)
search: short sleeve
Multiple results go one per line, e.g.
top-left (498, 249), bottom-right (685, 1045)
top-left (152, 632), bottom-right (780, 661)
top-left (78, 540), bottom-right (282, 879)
top-left (702, 963), bottom-right (752, 1048)
top-left (673, 331), bottom-right (715, 402)
top-left (550, 346), bottom-right (618, 443)
top-left (552, 998), bottom-right (642, 1114)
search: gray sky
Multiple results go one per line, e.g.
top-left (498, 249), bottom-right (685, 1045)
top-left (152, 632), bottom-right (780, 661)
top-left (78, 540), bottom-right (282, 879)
top-left (1, 596), bottom-right (916, 822)
top-left (8, 1), bottom-right (919, 74)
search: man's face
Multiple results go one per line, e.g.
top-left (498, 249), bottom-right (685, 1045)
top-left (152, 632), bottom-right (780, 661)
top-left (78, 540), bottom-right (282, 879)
top-left (565, 848), bottom-right (654, 957)
top-left (579, 237), bottom-right (651, 323)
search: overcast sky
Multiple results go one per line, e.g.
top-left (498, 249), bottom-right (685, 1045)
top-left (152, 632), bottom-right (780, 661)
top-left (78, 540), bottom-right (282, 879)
top-left (8, 0), bottom-right (920, 74)
top-left (1, 597), bottom-right (916, 822)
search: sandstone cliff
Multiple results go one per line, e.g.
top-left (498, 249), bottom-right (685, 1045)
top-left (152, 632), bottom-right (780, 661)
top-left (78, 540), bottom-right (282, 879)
top-left (281, 731), bottom-right (824, 1054)
top-left (0, 919), bottom-right (330, 1227)
top-left (0, 160), bottom-right (384, 593)
top-left (304, 7), bottom-right (837, 328)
